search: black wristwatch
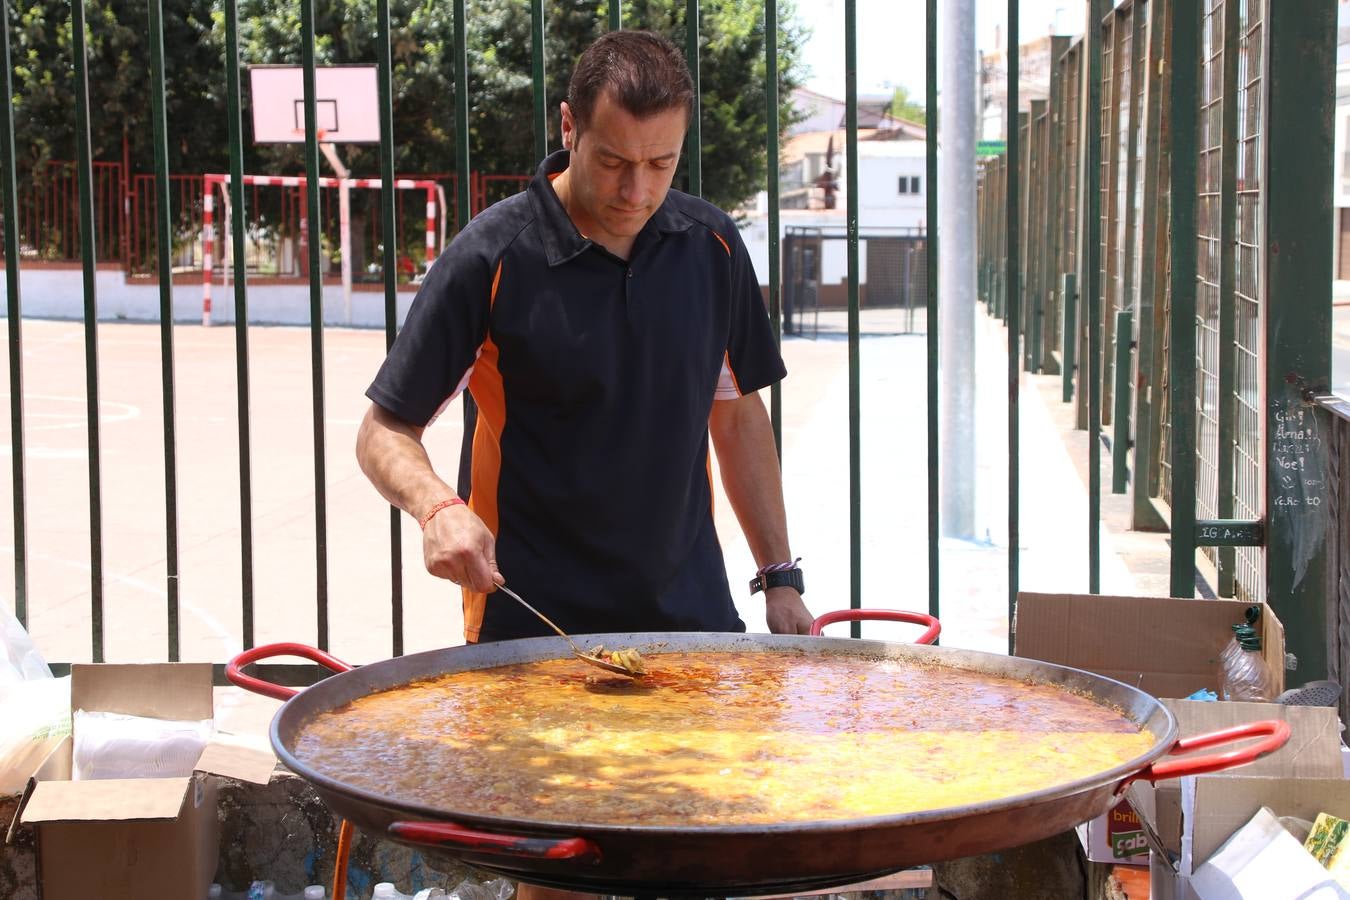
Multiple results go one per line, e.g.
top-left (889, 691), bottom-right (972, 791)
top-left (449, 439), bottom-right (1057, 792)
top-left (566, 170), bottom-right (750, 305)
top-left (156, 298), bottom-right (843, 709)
top-left (749, 566), bottom-right (805, 596)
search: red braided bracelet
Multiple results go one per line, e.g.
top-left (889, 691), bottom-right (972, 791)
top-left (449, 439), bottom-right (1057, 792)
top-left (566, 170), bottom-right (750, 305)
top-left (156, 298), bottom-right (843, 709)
top-left (418, 496), bottom-right (466, 530)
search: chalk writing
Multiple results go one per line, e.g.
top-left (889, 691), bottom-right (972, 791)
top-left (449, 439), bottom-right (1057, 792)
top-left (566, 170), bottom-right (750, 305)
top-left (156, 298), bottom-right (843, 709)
top-left (1270, 401), bottom-right (1328, 589)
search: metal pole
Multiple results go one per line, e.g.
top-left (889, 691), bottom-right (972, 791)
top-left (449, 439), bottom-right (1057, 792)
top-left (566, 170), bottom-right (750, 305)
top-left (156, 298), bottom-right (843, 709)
top-left (376, 0), bottom-right (405, 656)
top-left (71, 0), bottom-right (105, 661)
top-left (1006, 0), bottom-right (1021, 649)
top-left (845, 0), bottom-right (861, 636)
top-left (767, 0), bottom-right (783, 452)
top-left (940, 0), bottom-right (976, 541)
top-left (0, 0), bottom-right (29, 626)
top-left (925, 0), bottom-right (940, 628)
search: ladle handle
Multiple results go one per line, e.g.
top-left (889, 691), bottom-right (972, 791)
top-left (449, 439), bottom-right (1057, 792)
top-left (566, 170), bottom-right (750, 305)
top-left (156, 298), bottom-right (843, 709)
top-left (810, 609), bottom-right (942, 645)
top-left (1125, 719), bottom-right (1292, 788)
top-left (495, 585), bottom-right (584, 653)
top-left (225, 642), bottom-right (355, 701)
top-left (388, 821), bottom-right (602, 863)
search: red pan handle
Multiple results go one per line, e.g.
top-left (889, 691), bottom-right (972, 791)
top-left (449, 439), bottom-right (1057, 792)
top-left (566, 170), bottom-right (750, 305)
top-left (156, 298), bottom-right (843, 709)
top-left (225, 642), bottom-right (355, 701)
top-left (388, 821), bottom-right (602, 863)
top-left (1123, 719), bottom-right (1292, 788)
top-left (810, 609), bottom-right (942, 645)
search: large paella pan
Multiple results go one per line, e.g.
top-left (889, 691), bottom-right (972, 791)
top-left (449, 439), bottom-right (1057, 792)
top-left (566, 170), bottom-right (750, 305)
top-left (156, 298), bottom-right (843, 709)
top-left (228, 609), bottom-right (1287, 896)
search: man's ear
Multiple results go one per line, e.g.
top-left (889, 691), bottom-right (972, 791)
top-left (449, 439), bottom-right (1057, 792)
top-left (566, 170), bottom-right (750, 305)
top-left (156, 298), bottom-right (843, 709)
top-left (560, 101), bottom-right (577, 150)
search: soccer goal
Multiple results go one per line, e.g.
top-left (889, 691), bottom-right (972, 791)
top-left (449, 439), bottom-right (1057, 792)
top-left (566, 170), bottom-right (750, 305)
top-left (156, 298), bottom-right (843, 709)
top-left (201, 173), bottom-right (441, 327)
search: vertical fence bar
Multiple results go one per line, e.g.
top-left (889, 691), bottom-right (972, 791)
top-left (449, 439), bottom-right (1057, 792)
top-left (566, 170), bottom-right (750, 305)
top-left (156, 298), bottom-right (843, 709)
top-left (1167, 0), bottom-right (1199, 598)
top-left (1263, 0), bottom-right (1334, 680)
top-left (147, 0), bottom-right (181, 659)
top-left (1062, 273), bottom-right (1077, 402)
top-left (0, 0), bottom-right (27, 627)
top-left (1006, 0), bottom-right (1019, 650)
top-left (608, 0), bottom-right (621, 31)
top-left (454, 0), bottom-right (470, 230)
top-left (531, 0), bottom-right (547, 165)
top-left (1083, 0), bottom-right (1106, 593)
top-left (71, 0), bottom-right (105, 661)
top-left (684, 0), bottom-right (702, 197)
top-left (299, 0), bottom-right (330, 649)
top-left (845, 0), bottom-right (861, 636)
top-left (1113, 309), bottom-right (1132, 492)
top-left (926, 0), bottom-right (940, 629)
top-left (1214, 0), bottom-right (1239, 594)
top-left (376, 0), bottom-right (404, 656)
top-left (766, 0), bottom-right (782, 451)
top-left (1131, 0), bottom-right (1169, 532)
top-left (223, 0), bottom-right (255, 650)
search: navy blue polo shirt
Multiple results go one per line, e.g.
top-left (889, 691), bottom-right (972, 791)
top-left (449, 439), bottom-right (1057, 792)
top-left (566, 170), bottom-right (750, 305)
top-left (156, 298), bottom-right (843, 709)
top-left (367, 149), bottom-right (786, 643)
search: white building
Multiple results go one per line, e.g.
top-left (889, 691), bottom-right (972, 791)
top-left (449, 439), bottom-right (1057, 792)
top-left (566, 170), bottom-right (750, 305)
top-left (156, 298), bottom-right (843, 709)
top-left (740, 125), bottom-right (929, 293)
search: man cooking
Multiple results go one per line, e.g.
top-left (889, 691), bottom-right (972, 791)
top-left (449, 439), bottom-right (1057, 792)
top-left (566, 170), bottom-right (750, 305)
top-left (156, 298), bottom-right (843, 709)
top-left (355, 29), bottom-right (810, 650)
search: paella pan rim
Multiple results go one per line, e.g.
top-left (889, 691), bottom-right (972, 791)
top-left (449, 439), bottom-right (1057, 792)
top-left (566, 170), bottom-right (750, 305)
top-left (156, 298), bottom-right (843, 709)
top-left (267, 631), bottom-right (1178, 837)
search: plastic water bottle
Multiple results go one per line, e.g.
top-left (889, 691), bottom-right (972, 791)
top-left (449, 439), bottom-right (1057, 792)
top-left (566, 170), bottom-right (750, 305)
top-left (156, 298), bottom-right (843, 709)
top-left (373, 884), bottom-right (414, 900)
top-left (1221, 625), bottom-right (1274, 701)
top-left (304, 888), bottom-right (326, 900)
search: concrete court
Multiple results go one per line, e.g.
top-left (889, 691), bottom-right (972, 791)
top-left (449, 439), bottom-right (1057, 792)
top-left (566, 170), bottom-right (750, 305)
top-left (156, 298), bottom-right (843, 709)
top-left (0, 305), bottom-right (1168, 734)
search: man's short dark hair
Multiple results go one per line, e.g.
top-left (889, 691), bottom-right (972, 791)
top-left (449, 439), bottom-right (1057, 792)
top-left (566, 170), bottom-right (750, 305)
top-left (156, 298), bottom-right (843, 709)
top-left (567, 30), bottom-right (695, 134)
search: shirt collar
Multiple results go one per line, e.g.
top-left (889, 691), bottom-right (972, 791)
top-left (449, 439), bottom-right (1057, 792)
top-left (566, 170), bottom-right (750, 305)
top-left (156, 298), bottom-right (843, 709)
top-left (527, 149), bottom-right (693, 268)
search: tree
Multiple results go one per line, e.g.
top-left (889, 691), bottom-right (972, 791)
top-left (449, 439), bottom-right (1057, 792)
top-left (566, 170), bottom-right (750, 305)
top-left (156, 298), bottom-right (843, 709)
top-left (6, 0), bottom-right (806, 259)
top-left (887, 84), bottom-right (926, 126)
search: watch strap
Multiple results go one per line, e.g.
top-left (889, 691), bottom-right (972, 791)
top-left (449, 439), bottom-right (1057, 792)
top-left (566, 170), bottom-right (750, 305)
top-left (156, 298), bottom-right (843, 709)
top-left (749, 567), bottom-right (805, 596)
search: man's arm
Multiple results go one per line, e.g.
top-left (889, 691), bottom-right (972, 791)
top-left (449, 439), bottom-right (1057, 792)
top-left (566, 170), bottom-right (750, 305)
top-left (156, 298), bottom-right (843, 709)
top-left (708, 390), bottom-right (813, 634)
top-left (355, 402), bottom-right (501, 592)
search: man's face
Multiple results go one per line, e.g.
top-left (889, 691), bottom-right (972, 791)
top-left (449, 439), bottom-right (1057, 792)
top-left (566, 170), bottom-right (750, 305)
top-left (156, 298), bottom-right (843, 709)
top-left (559, 90), bottom-right (686, 244)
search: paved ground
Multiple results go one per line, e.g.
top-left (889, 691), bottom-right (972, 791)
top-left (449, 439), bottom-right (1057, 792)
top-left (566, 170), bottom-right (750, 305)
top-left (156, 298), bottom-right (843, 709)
top-left (8, 301), bottom-right (1338, 734)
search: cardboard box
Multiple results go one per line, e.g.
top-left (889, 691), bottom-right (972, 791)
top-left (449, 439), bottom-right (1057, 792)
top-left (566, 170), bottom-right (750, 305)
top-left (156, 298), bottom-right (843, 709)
top-left (1015, 592), bottom-right (1286, 699)
top-left (1014, 592), bottom-right (1290, 866)
top-left (12, 663), bottom-right (276, 900)
top-left (1128, 699), bottom-right (1345, 900)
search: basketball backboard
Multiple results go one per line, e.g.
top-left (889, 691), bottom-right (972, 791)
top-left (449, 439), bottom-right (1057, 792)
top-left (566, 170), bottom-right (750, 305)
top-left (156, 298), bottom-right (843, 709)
top-left (248, 65), bottom-right (380, 144)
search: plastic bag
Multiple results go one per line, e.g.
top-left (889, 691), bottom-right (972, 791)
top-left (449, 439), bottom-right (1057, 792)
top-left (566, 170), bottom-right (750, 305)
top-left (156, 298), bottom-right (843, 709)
top-left (0, 601), bottom-right (50, 684)
top-left (444, 876), bottom-right (514, 900)
top-left (0, 674), bottom-right (71, 794)
top-left (72, 709), bottom-right (213, 781)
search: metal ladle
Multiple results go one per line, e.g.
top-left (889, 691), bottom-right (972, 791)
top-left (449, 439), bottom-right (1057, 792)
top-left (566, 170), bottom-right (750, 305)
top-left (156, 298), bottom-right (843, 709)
top-left (494, 585), bottom-right (643, 678)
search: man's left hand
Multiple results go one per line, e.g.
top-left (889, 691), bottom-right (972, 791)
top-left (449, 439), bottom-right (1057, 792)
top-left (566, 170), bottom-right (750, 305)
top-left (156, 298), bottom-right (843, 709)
top-left (765, 587), bottom-right (813, 634)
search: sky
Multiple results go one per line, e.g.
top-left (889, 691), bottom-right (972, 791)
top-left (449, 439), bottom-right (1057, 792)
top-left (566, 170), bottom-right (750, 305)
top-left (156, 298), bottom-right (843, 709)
top-left (796, 0), bottom-right (1077, 101)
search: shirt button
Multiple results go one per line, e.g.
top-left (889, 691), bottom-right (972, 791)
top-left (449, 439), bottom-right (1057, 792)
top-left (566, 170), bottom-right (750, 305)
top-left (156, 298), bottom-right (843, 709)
top-left (626, 269), bottom-right (633, 278)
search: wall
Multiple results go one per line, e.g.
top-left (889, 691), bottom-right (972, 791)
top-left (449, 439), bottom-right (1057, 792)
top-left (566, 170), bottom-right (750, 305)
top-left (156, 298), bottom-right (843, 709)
top-left (0, 266), bottom-right (417, 329)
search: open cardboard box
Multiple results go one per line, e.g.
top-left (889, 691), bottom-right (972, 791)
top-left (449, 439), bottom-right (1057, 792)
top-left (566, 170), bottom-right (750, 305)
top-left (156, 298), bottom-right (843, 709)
top-left (1013, 591), bottom-right (1289, 866)
top-left (8, 663), bottom-right (276, 900)
top-left (1125, 700), bottom-right (1346, 900)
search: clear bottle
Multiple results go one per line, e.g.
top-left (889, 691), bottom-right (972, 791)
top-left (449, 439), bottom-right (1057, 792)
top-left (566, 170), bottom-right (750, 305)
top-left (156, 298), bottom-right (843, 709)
top-left (373, 884), bottom-right (414, 900)
top-left (1221, 626), bottom-right (1274, 701)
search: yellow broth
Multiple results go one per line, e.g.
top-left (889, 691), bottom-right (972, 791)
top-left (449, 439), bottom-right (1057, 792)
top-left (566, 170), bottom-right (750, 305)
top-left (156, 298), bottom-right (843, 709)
top-left (294, 651), bottom-right (1155, 826)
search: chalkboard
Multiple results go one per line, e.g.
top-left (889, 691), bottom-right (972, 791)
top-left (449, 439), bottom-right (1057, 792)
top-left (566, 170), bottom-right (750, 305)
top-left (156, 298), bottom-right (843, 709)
top-left (1270, 401), bottom-right (1329, 588)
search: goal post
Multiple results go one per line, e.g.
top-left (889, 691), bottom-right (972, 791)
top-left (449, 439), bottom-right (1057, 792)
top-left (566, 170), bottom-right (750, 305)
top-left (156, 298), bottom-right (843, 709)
top-left (201, 173), bottom-right (439, 327)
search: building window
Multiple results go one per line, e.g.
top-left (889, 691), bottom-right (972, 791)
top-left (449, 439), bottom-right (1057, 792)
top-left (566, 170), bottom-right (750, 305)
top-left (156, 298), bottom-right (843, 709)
top-left (898, 176), bottom-right (922, 195)
top-left (911, 176), bottom-right (921, 194)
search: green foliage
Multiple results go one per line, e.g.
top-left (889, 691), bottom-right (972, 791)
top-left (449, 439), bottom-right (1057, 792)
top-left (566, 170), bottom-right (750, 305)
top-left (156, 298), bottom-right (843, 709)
top-left (6, 0), bottom-right (806, 214)
top-left (887, 84), bottom-right (925, 126)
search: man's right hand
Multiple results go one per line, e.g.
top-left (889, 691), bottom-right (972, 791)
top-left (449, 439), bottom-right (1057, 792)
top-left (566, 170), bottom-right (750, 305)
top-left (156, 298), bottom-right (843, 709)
top-left (421, 503), bottom-right (503, 593)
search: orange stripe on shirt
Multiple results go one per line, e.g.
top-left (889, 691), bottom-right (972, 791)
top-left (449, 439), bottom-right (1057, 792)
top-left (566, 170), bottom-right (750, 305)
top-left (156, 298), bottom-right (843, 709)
top-left (462, 334), bottom-right (506, 643)
top-left (712, 230), bottom-right (731, 257)
top-left (490, 259), bottom-right (503, 304)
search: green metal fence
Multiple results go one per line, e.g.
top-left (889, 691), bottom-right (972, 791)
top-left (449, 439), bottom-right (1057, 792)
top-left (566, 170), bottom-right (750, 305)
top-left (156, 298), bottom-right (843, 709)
top-left (0, 0), bottom-right (1340, 685)
top-left (0, 0), bottom-right (947, 676)
top-left (977, 0), bottom-right (1338, 680)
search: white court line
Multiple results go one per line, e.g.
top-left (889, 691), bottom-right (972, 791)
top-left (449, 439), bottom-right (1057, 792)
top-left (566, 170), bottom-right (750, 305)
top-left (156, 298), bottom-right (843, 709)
top-left (0, 394), bottom-right (140, 431)
top-left (0, 545), bottom-right (240, 659)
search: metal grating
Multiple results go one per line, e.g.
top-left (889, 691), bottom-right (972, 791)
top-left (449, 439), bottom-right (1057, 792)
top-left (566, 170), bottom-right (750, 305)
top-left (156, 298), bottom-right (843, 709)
top-left (1233, 0), bottom-right (1265, 601)
top-left (1158, 0), bottom-right (1176, 506)
top-left (1101, 14), bottom-right (1118, 425)
top-left (1195, 0), bottom-right (1224, 543)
